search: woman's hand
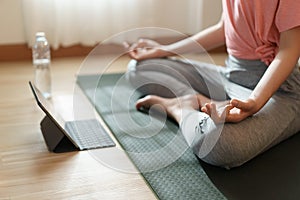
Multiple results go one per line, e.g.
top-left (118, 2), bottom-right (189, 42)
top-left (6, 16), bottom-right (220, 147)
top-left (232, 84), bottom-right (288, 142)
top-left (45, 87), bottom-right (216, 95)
top-left (201, 98), bottom-right (258, 123)
top-left (123, 39), bottom-right (172, 61)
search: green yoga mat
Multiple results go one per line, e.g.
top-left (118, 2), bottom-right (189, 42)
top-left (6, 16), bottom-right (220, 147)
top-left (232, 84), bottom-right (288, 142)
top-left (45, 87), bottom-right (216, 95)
top-left (77, 73), bottom-right (226, 200)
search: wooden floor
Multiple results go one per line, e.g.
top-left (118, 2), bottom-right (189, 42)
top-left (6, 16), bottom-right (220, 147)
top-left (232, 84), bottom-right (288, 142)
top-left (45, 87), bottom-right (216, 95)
top-left (0, 52), bottom-right (226, 200)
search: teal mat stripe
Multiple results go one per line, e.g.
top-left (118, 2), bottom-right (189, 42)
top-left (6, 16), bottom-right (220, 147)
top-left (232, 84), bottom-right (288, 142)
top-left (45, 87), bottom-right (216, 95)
top-left (77, 74), bottom-right (226, 200)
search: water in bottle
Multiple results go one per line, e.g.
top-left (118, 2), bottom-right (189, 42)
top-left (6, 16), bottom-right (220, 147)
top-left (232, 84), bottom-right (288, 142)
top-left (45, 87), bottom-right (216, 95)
top-left (32, 32), bottom-right (51, 99)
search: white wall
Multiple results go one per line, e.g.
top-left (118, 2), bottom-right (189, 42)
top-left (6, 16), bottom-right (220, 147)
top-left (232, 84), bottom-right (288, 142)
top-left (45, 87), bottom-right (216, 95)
top-left (202, 0), bottom-right (223, 28)
top-left (0, 0), bottom-right (25, 44)
top-left (0, 0), bottom-right (222, 45)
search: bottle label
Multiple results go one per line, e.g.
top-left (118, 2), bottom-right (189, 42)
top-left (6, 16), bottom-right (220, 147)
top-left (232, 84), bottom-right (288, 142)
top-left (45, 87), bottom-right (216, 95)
top-left (33, 59), bottom-right (50, 66)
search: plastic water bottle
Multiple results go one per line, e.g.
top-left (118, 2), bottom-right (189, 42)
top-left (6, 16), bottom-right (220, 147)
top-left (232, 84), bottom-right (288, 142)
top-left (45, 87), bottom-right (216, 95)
top-left (32, 32), bottom-right (51, 99)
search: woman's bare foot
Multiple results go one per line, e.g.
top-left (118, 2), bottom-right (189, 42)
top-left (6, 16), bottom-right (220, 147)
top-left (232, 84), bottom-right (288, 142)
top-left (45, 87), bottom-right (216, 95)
top-left (136, 94), bottom-right (210, 123)
top-left (136, 94), bottom-right (232, 124)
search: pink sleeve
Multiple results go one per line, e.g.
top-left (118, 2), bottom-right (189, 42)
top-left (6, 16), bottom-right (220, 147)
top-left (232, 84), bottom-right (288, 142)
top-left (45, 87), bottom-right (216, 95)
top-left (276, 0), bottom-right (300, 32)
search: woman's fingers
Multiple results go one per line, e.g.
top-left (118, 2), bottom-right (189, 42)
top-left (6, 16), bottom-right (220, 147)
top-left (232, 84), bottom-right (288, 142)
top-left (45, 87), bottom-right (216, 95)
top-left (201, 102), bottom-right (235, 123)
top-left (123, 41), bottom-right (130, 49)
top-left (137, 38), bottom-right (160, 47)
top-left (201, 103), bottom-right (210, 116)
top-left (200, 99), bottom-right (258, 124)
top-left (201, 103), bottom-right (222, 123)
top-left (123, 39), bottom-right (166, 61)
top-left (123, 42), bottom-right (141, 59)
top-left (123, 40), bottom-right (151, 60)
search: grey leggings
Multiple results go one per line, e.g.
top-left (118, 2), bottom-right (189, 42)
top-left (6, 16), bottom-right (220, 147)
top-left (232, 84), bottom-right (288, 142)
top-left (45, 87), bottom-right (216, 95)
top-left (127, 56), bottom-right (300, 168)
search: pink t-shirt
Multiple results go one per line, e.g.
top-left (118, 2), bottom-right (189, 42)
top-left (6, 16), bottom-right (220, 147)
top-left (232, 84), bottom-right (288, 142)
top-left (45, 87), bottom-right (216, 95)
top-left (223, 0), bottom-right (300, 65)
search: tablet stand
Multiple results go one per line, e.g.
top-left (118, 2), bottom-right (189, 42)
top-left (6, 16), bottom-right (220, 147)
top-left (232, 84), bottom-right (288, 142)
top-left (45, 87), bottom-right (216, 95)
top-left (40, 115), bottom-right (78, 153)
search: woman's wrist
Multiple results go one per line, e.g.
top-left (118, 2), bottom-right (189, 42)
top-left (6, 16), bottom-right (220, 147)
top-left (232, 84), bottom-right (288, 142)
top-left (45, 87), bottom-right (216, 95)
top-left (160, 45), bottom-right (176, 57)
top-left (247, 96), bottom-right (265, 115)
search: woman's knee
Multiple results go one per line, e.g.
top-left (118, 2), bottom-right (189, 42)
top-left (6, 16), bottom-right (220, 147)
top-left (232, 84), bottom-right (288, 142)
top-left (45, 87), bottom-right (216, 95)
top-left (192, 125), bottom-right (257, 169)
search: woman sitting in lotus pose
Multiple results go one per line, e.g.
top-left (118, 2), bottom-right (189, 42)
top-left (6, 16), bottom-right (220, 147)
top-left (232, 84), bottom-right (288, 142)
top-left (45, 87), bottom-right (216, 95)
top-left (124, 0), bottom-right (300, 168)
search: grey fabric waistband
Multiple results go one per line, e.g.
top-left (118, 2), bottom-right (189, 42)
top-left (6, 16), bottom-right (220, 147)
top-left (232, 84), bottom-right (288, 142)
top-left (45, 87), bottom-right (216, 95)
top-left (224, 55), bottom-right (268, 90)
top-left (224, 55), bottom-right (300, 99)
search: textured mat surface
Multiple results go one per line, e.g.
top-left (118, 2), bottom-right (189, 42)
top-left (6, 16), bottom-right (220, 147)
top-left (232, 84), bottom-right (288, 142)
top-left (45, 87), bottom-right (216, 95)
top-left (77, 73), bottom-right (226, 200)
